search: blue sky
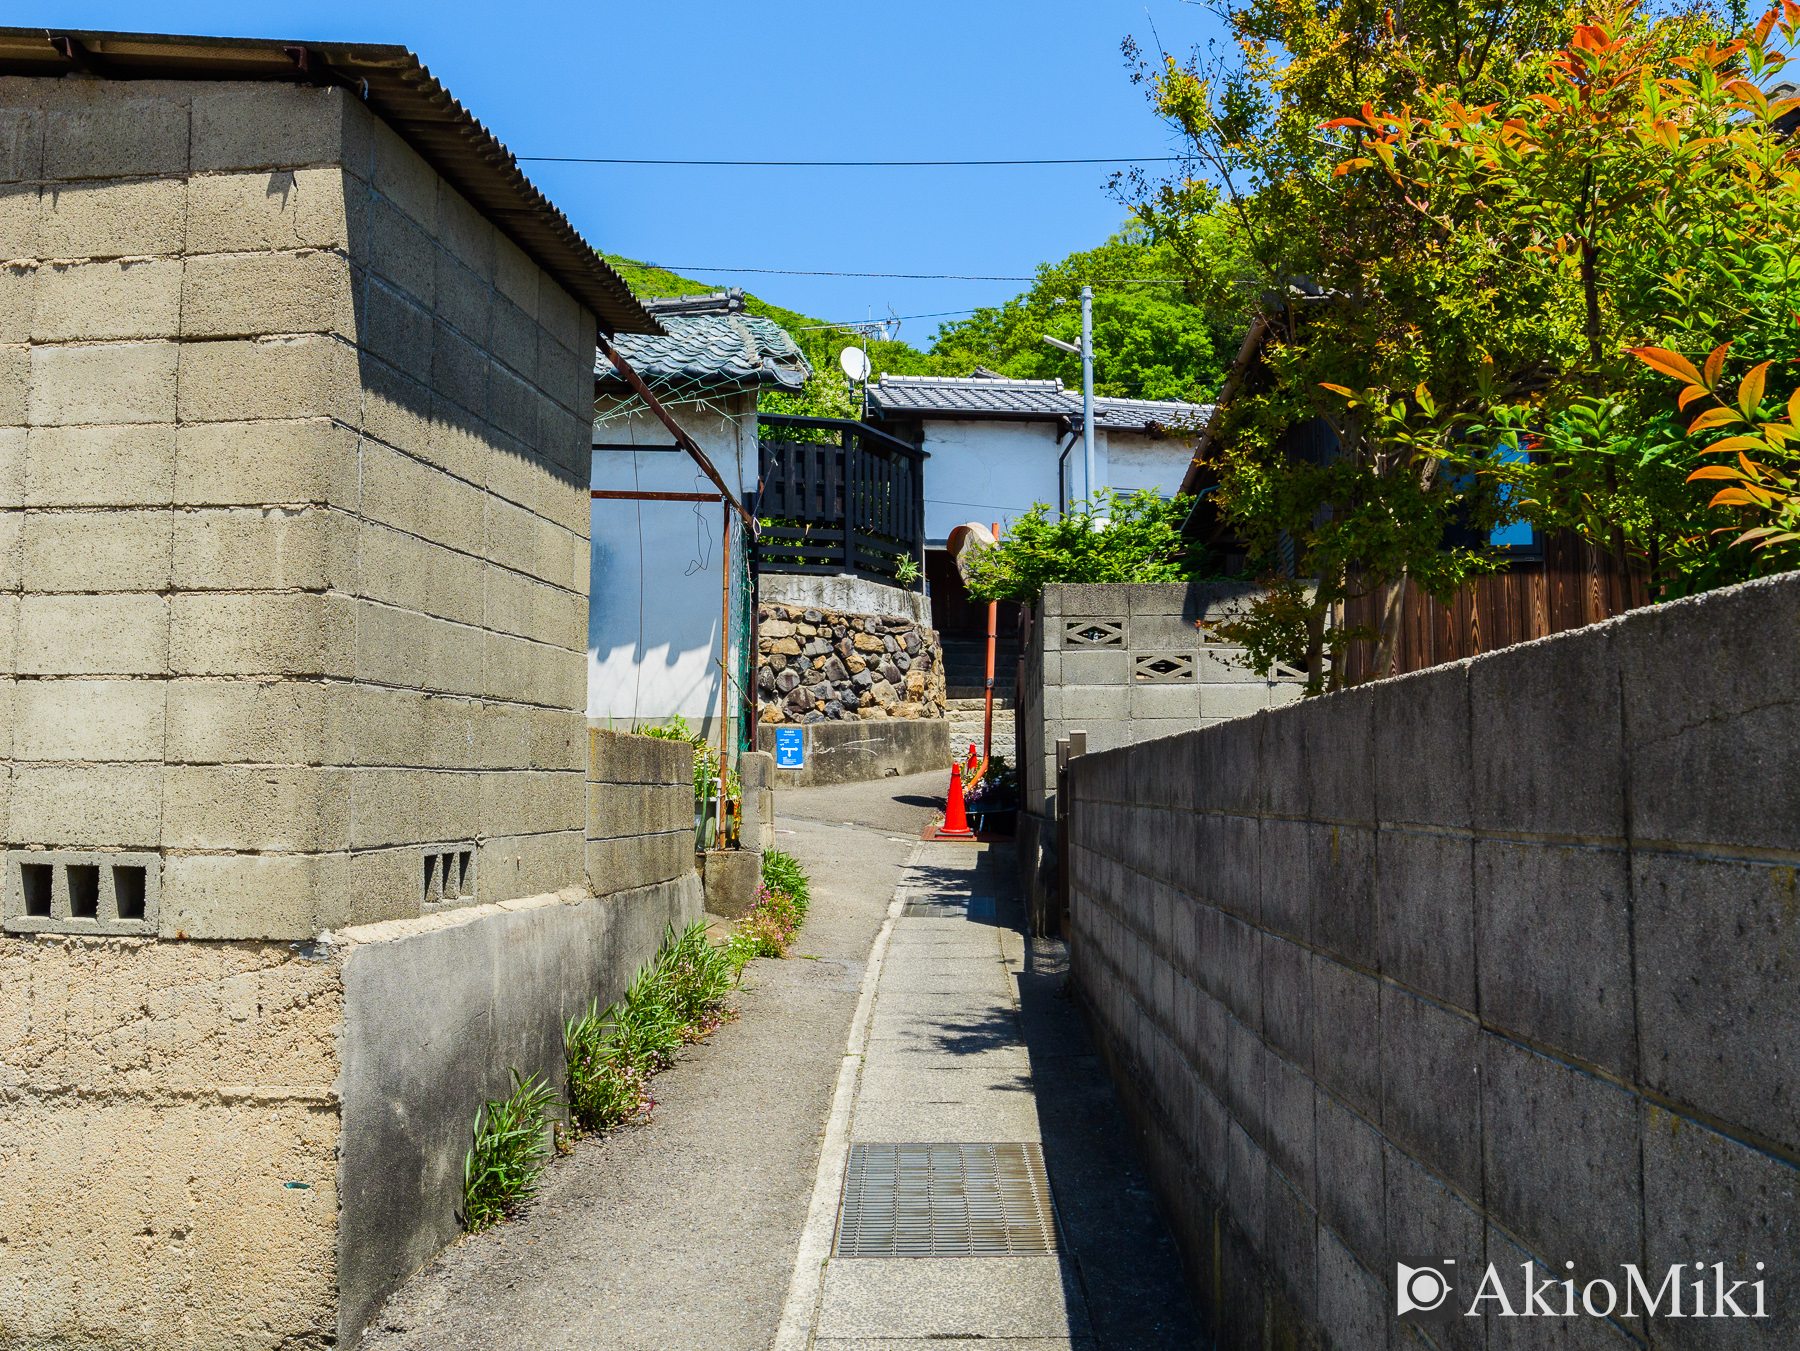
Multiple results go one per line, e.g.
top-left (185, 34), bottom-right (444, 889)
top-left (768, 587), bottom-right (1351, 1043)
top-left (33, 1), bottom-right (1228, 343)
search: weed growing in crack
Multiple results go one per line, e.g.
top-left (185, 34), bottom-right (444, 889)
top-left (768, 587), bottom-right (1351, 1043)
top-left (724, 849), bottom-right (814, 971)
top-left (461, 1069), bottom-right (559, 1232)
top-left (563, 921), bottom-right (738, 1138)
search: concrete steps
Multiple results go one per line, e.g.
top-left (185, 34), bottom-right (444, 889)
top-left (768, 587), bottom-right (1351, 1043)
top-left (946, 696), bottom-right (1015, 765)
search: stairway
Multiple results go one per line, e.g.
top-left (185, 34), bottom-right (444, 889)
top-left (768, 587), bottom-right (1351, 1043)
top-left (940, 634), bottom-right (1022, 700)
top-left (946, 697), bottom-right (1015, 766)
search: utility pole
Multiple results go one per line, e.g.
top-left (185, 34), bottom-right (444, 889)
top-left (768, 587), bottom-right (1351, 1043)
top-left (1080, 284), bottom-right (1095, 503)
top-left (983, 522), bottom-right (999, 773)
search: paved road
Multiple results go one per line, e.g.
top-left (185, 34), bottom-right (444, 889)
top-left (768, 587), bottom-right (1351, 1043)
top-left (775, 768), bottom-right (944, 837)
top-left (359, 811), bottom-right (914, 1351)
top-left (361, 771), bottom-right (1198, 1349)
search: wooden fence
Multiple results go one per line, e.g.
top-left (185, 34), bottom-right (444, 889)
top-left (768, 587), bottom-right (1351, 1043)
top-left (1337, 529), bottom-right (1651, 683)
top-left (753, 414), bottom-right (926, 585)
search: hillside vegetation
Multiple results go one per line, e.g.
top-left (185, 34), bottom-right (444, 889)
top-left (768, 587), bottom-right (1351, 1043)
top-left (605, 230), bottom-right (1241, 417)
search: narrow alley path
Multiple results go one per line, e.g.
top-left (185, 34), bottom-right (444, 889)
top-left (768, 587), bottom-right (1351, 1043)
top-left (777, 837), bottom-right (1199, 1350)
top-left (360, 772), bottom-right (1196, 1350)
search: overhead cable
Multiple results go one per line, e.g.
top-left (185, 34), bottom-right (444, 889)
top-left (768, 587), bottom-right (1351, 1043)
top-left (520, 155), bottom-right (1188, 167)
top-left (637, 266), bottom-right (1193, 282)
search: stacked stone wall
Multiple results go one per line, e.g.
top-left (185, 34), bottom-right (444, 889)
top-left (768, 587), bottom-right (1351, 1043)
top-left (755, 602), bottom-right (947, 724)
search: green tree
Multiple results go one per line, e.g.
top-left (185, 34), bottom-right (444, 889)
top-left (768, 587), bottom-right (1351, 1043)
top-left (929, 228), bottom-right (1246, 402)
top-left (1120, 0), bottom-right (1790, 686)
top-left (962, 489), bottom-right (1216, 603)
top-left (1330, 1), bottom-right (1800, 598)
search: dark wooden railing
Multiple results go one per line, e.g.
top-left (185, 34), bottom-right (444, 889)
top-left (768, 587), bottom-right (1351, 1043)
top-left (753, 414), bottom-right (927, 585)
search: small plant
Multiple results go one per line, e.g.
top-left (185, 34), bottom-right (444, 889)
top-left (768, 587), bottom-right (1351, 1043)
top-left (760, 849), bottom-right (811, 909)
top-left (642, 715), bottom-right (741, 811)
top-left (662, 919), bottom-right (737, 1032)
top-left (724, 851), bottom-right (815, 971)
top-left (564, 1000), bottom-right (652, 1133)
top-left (563, 921), bottom-right (741, 1138)
top-left (461, 1070), bottom-right (559, 1232)
top-left (893, 554), bottom-right (921, 585)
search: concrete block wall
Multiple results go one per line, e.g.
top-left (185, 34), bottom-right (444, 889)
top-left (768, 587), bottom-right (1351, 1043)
top-left (1063, 572), bottom-right (1800, 1348)
top-left (0, 76), bottom-right (595, 940)
top-left (585, 727), bottom-right (695, 894)
top-left (1018, 582), bottom-right (1304, 931)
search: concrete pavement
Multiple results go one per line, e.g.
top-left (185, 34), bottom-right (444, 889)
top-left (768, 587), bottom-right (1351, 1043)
top-left (778, 840), bottom-right (1201, 1350)
top-left (359, 772), bottom-right (1197, 1349)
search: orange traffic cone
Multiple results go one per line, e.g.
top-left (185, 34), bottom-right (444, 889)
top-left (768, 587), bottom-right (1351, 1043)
top-left (939, 763), bottom-right (975, 839)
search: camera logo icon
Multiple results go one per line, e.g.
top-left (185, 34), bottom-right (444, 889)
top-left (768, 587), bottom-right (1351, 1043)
top-left (1396, 1258), bottom-right (1457, 1322)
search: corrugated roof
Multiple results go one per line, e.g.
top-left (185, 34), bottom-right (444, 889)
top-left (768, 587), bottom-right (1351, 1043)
top-left (871, 374), bottom-right (1210, 434)
top-left (596, 314), bottom-right (812, 396)
top-left (0, 27), bottom-right (660, 336)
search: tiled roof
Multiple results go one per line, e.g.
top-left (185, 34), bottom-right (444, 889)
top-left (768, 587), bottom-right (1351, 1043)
top-left (870, 374), bottom-right (1210, 433)
top-left (642, 289), bottom-right (747, 317)
top-left (596, 314), bottom-right (812, 395)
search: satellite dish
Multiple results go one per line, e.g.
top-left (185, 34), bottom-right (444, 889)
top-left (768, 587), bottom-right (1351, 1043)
top-left (839, 346), bottom-right (872, 382)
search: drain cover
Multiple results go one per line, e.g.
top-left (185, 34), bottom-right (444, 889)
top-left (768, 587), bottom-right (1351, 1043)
top-left (834, 1142), bottom-right (1061, 1257)
top-left (902, 896), bottom-right (996, 918)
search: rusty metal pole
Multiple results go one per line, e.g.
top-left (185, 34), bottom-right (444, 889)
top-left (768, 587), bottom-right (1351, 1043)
top-left (982, 521), bottom-right (999, 770)
top-left (716, 504), bottom-right (732, 848)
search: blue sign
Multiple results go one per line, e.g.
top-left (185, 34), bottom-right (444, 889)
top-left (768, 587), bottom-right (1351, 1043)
top-left (774, 727), bottom-right (805, 769)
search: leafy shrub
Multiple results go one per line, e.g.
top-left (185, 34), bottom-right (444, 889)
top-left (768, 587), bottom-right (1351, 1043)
top-left (961, 489), bottom-right (1215, 604)
top-left (461, 1070), bottom-right (559, 1231)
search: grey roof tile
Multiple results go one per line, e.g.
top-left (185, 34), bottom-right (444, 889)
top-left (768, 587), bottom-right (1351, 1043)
top-left (596, 314), bottom-right (811, 394)
top-left (870, 374), bottom-right (1210, 432)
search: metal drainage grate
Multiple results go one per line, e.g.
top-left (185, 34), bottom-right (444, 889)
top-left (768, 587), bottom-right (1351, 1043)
top-left (903, 896), bottom-right (995, 919)
top-left (834, 1142), bottom-right (1061, 1257)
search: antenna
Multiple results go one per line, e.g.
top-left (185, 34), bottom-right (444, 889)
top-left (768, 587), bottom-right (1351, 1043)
top-left (839, 346), bottom-right (872, 381)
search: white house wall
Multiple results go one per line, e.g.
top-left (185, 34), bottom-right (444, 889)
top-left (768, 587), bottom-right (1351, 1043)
top-left (589, 403), bottom-right (752, 732)
top-left (1105, 431), bottom-right (1198, 500)
top-left (920, 419), bottom-right (1100, 543)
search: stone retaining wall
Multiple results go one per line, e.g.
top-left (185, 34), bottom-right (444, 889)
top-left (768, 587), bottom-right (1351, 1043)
top-left (755, 602), bottom-right (947, 725)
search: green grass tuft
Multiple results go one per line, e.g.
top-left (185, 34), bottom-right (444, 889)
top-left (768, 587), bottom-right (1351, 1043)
top-left (561, 921), bottom-right (739, 1140)
top-left (461, 1069), bottom-right (559, 1232)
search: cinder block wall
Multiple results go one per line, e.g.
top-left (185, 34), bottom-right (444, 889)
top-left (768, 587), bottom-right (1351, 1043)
top-left (0, 75), bottom-right (593, 941)
top-left (586, 727), bottom-right (695, 892)
top-left (1018, 582), bottom-right (1304, 932)
top-left (1064, 573), bottom-right (1800, 1348)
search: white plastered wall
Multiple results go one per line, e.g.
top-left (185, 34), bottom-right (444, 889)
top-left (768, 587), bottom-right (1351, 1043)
top-left (1105, 430), bottom-right (1198, 499)
top-left (919, 418), bottom-right (1091, 543)
top-left (588, 399), bottom-right (753, 733)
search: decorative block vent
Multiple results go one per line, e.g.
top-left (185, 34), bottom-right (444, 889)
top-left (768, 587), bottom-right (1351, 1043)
top-left (423, 846), bottom-right (477, 905)
top-left (1133, 652), bottom-right (1196, 682)
top-left (1063, 619), bottom-right (1124, 648)
top-left (3, 851), bottom-right (160, 936)
top-left (834, 1142), bottom-right (1061, 1257)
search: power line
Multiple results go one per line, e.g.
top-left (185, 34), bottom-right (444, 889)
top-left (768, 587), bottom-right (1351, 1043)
top-left (521, 154), bottom-right (1187, 167)
top-left (638, 265), bottom-right (1193, 282)
top-left (797, 309), bottom-right (978, 329)
top-left (645, 265), bottom-right (1036, 280)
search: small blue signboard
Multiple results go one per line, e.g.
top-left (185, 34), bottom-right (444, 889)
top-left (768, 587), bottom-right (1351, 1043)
top-left (774, 726), bottom-right (805, 769)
